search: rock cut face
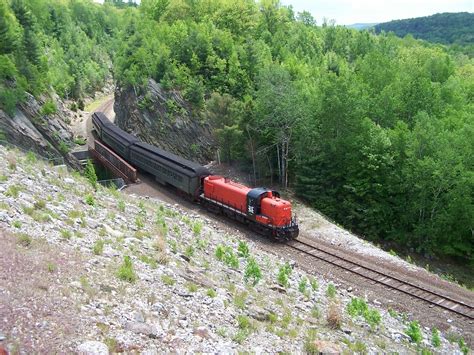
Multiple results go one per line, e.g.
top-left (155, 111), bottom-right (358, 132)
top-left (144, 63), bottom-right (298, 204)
top-left (114, 79), bottom-right (217, 165)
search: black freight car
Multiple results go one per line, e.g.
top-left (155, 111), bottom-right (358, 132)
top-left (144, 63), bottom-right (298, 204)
top-left (91, 112), bottom-right (111, 139)
top-left (101, 123), bottom-right (139, 161)
top-left (129, 141), bottom-right (209, 198)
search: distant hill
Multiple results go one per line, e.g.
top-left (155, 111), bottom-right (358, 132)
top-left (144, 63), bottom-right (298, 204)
top-left (346, 23), bottom-right (378, 30)
top-left (374, 12), bottom-right (474, 45)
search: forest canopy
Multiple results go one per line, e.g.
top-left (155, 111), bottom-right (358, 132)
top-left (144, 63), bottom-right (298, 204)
top-left (0, 0), bottom-right (473, 263)
top-left (374, 12), bottom-right (474, 46)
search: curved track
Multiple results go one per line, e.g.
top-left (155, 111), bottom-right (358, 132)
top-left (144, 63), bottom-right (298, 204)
top-left (288, 237), bottom-right (474, 321)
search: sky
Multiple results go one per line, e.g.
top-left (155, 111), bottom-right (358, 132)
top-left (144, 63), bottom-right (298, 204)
top-left (280, 0), bottom-right (473, 25)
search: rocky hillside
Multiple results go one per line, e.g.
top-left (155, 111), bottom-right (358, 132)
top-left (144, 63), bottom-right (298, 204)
top-left (114, 80), bottom-right (216, 164)
top-left (0, 92), bottom-right (87, 169)
top-left (0, 146), bottom-right (469, 354)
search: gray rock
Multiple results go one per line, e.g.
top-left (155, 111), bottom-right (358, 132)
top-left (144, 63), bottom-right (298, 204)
top-left (77, 341), bottom-right (109, 355)
top-left (134, 311), bottom-right (145, 323)
top-left (0, 332), bottom-right (5, 341)
top-left (125, 321), bottom-right (158, 336)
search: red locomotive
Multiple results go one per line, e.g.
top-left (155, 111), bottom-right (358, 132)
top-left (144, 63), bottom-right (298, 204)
top-left (201, 176), bottom-right (299, 241)
top-left (93, 111), bottom-right (299, 241)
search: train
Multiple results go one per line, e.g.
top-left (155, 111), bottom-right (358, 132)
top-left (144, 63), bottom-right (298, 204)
top-left (92, 112), bottom-right (299, 241)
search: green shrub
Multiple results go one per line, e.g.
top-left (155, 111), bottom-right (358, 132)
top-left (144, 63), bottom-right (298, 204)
top-left (303, 328), bottom-right (319, 354)
top-left (184, 245), bottom-right (195, 259)
top-left (298, 277), bottom-right (308, 293)
top-left (135, 216), bottom-right (144, 230)
top-left (12, 220), bottom-right (22, 228)
top-left (187, 282), bottom-right (198, 292)
top-left (85, 194), bottom-right (95, 206)
top-left (347, 297), bottom-right (368, 317)
top-left (326, 283), bottom-right (336, 298)
top-left (237, 240), bottom-right (250, 258)
top-left (58, 140), bottom-right (69, 154)
top-left (431, 328), bottom-right (441, 348)
top-left (118, 199), bottom-right (125, 212)
top-left (364, 308), bottom-right (381, 330)
top-left (40, 100), bottom-right (57, 115)
top-left (5, 184), bottom-right (21, 198)
top-left (406, 321), bottom-right (422, 343)
top-left (93, 240), bottom-right (104, 255)
top-left (244, 257), bottom-right (262, 286)
top-left (84, 159), bottom-right (97, 188)
top-left (310, 277), bottom-right (319, 291)
top-left (117, 256), bottom-right (137, 282)
top-left (60, 229), bottom-right (72, 239)
top-left (25, 151), bottom-right (37, 164)
top-left (277, 262), bottom-right (292, 288)
top-left (192, 221), bottom-right (202, 236)
top-left (215, 244), bottom-right (239, 269)
top-left (215, 245), bottom-right (225, 260)
top-left (233, 291), bottom-right (247, 309)
top-left (206, 288), bottom-right (217, 298)
top-left (161, 274), bottom-right (175, 286)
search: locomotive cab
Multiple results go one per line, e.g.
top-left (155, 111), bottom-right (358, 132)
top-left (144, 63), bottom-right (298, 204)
top-left (247, 188), bottom-right (292, 227)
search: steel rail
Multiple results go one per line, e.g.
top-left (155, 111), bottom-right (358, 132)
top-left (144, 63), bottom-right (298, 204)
top-left (287, 238), bottom-right (474, 321)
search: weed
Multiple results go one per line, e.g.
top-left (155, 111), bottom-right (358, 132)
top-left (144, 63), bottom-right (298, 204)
top-left (34, 199), bottom-right (46, 210)
top-left (281, 309), bottom-right (292, 328)
top-left (406, 321), bottom-right (422, 343)
top-left (118, 200), bottom-right (126, 212)
top-left (310, 277), bottom-right (319, 291)
top-left (347, 297), bottom-right (380, 330)
top-left (244, 257), bottom-right (262, 286)
top-left (237, 240), bottom-right (250, 258)
top-left (431, 328), bottom-right (441, 348)
top-left (364, 308), bottom-right (381, 330)
top-left (93, 240), bottom-right (105, 255)
top-left (215, 244), bottom-right (239, 269)
top-left (192, 221), bottom-right (202, 236)
top-left (236, 314), bottom-right (254, 331)
top-left (206, 289), bottom-right (217, 298)
top-left (117, 256), bottom-right (137, 282)
top-left (184, 245), bottom-right (195, 259)
top-left (458, 339), bottom-right (469, 355)
top-left (288, 328), bottom-right (298, 338)
top-left (267, 312), bottom-right (278, 324)
top-left (232, 329), bottom-right (249, 344)
top-left (0, 175), bottom-right (8, 182)
top-left (25, 151), bottom-right (37, 164)
top-left (47, 262), bottom-right (56, 273)
top-left (5, 184), bottom-right (21, 198)
top-left (139, 255), bottom-right (158, 269)
top-left (311, 305), bottom-right (321, 319)
top-left (298, 277), bottom-right (308, 293)
top-left (168, 239), bottom-right (178, 253)
top-left (85, 194), bottom-right (95, 206)
top-left (60, 229), bottom-right (72, 240)
top-left (277, 263), bottom-right (292, 288)
top-left (195, 238), bottom-right (208, 250)
top-left (303, 328), bottom-right (319, 354)
top-left (326, 283), bottom-right (337, 298)
top-left (161, 274), bottom-right (175, 286)
top-left (187, 282), bottom-right (198, 293)
top-left (135, 216), bottom-right (145, 230)
top-left (216, 328), bottom-right (227, 338)
top-left (388, 307), bottom-right (398, 318)
top-left (389, 249), bottom-right (397, 256)
top-left (12, 220), bottom-right (21, 228)
top-left (233, 291), bottom-right (248, 309)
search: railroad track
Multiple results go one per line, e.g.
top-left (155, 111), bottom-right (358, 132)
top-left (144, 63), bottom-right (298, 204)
top-left (287, 238), bottom-right (474, 321)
